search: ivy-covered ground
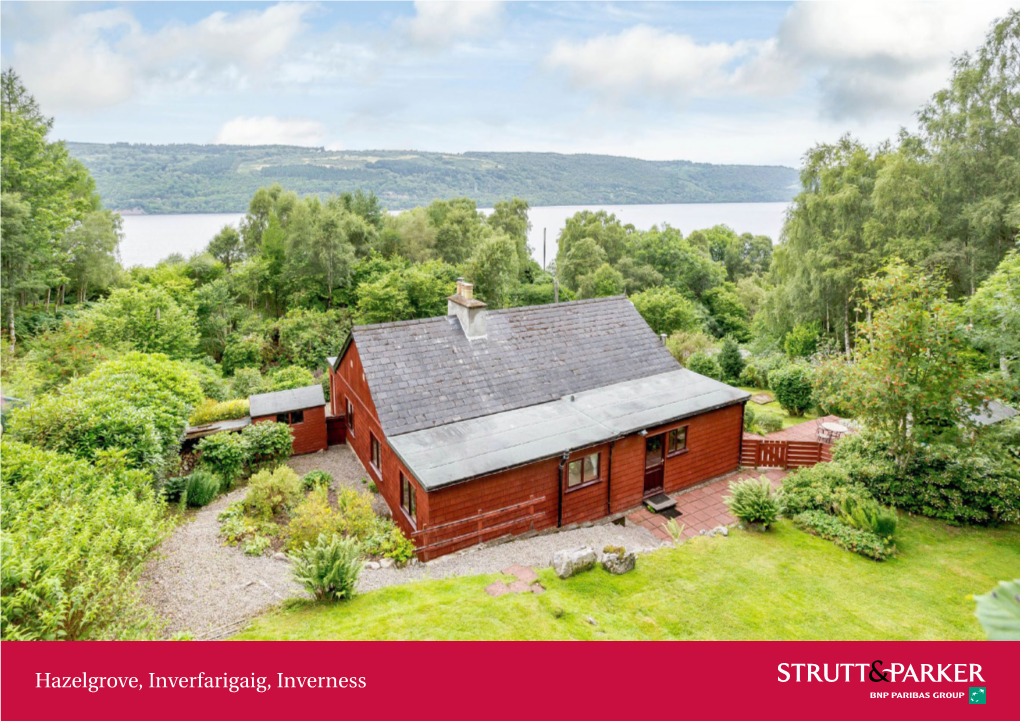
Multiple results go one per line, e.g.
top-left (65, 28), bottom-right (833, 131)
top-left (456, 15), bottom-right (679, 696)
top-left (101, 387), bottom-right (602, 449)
top-left (234, 515), bottom-right (1019, 641)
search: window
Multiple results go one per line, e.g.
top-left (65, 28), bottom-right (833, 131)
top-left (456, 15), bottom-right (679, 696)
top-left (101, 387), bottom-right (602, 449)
top-left (346, 398), bottom-right (354, 436)
top-left (668, 426), bottom-right (688, 456)
top-left (567, 452), bottom-right (600, 488)
top-left (400, 472), bottom-right (417, 526)
top-left (370, 433), bottom-right (381, 472)
top-left (276, 410), bottom-right (304, 425)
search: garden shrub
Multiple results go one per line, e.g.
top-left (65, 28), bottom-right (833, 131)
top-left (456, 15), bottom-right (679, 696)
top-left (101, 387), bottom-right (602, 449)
top-left (364, 523), bottom-right (417, 563)
top-left (196, 432), bottom-right (249, 487)
top-left (666, 329), bottom-right (717, 366)
top-left (783, 323), bottom-right (820, 358)
top-left (184, 470), bottom-right (222, 508)
top-left (162, 475), bottom-right (189, 503)
top-left (7, 352), bottom-right (203, 478)
top-left (289, 534), bottom-right (363, 602)
top-left (738, 352), bottom-right (787, 389)
top-left (242, 421), bottom-right (293, 471)
top-left (717, 337), bottom-right (745, 382)
top-left (268, 366), bottom-right (316, 392)
top-left (302, 470), bottom-right (333, 491)
top-left (833, 431), bottom-right (1020, 525)
top-left (743, 404), bottom-right (757, 432)
top-left (686, 352), bottom-right (722, 380)
top-left (724, 476), bottom-right (782, 530)
top-left (334, 488), bottom-right (380, 540)
top-left (793, 511), bottom-right (894, 561)
top-left (189, 398), bottom-right (250, 426)
top-left (242, 466), bottom-right (303, 519)
top-left (769, 364), bottom-right (814, 416)
top-left (755, 413), bottom-right (783, 435)
top-left (1, 440), bottom-right (170, 640)
top-left (780, 463), bottom-right (865, 516)
top-left (286, 489), bottom-right (336, 551)
top-left (837, 495), bottom-right (897, 539)
top-left (231, 367), bottom-right (265, 398)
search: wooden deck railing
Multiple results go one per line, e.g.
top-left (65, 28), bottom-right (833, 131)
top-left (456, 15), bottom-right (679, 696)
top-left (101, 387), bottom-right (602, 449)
top-left (411, 495), bottom-right (551, 555)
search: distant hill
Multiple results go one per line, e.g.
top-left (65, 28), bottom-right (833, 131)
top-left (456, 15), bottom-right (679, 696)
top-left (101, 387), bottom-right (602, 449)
top-left (65, 142), bottom-right (800, 214)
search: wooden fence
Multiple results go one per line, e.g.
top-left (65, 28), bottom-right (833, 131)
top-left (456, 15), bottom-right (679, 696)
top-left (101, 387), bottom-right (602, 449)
top-left (741, 436), bottom-right (833, 470)
top-left (411, 495), bottom-right (552, 560)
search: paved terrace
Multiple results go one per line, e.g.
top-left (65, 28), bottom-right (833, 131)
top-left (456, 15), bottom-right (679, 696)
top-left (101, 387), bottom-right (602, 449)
top-left (627, 469), bottom-right (788, 542)
top-left (742, 414), bottom-right (847, 442)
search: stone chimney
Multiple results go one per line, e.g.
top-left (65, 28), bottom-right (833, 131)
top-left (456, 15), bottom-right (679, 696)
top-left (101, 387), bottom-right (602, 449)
top-left (448, 278), bottom-right (487, 340)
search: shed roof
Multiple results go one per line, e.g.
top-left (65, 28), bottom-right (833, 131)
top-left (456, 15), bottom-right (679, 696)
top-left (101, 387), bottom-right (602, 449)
top-left (969, 399), bottom-right (1019, 426)
top-left (341, 296), bottom-right (681, 438)
top-left (249, 384), bottom-right (326, 418)
top-left (388, 369), bottom-right (750, 490)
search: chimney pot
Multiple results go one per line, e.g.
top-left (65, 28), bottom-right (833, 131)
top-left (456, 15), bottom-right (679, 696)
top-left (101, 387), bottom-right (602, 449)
top-left (448, 280), bottom-right (486, 339)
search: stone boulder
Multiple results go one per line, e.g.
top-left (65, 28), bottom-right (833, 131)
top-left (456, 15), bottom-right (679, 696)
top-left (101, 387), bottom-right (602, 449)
top-left (552, 547), bottom-right (597, 579)
top-left (601, 547), bottom-right (636, 575)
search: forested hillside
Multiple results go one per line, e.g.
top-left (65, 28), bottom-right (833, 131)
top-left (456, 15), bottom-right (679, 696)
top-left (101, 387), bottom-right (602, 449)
top-left (64, 143), bottom-right (799, 213)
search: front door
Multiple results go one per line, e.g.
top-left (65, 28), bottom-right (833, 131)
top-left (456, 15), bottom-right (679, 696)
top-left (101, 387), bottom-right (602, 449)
top-left (644, 433), bottom-right (665, 496)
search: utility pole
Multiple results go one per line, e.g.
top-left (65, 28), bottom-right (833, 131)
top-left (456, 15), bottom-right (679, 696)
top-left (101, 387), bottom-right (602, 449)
top-left (543, 228), bottom-right (547, 271)
top-left (554, 278), bottom-right (559, 304)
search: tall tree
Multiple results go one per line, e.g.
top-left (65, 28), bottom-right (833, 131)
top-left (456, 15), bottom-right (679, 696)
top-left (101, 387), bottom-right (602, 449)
top-left (1, 70), bottom-right (95, 343)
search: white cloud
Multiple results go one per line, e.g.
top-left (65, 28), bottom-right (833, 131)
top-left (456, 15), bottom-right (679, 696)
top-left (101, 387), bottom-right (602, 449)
top-left (544, 2), bottom-right (1013, 119)
top-left (773, 1), bottom-right (1015, 119)
top-left (7, 3), bottom-right (315, 112)
top-left (215, 116), bottom-right (328, 146)
top-left (402, 1), bottom-right (504, 49)
top-left (11, 8), bottom-right (139, 112)
top-left (545, 25), bottom-right (788, 101)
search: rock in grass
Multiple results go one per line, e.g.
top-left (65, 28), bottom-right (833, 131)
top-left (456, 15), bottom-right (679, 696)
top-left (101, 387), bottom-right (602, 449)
top-left (552, 547), bottom-right (597, 579)
top-left (601, 548), bottom-right (636, 575)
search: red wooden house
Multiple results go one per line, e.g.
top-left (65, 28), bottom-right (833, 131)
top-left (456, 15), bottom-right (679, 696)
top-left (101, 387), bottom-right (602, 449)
top-left (328, 281), bottom-right (749, 560)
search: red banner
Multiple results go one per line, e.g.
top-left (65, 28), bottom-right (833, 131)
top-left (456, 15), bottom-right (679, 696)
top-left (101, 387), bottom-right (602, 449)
top-left (1, 641), bottom-right (1013, 719)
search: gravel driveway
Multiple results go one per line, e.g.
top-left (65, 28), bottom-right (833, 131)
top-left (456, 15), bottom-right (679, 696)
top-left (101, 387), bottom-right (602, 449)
top-left (139, 486), bottom-right (305, 640)
top-left (357, 522), bottom-right (663, 593)
top-left (141, 444), bottom-right (666, 639)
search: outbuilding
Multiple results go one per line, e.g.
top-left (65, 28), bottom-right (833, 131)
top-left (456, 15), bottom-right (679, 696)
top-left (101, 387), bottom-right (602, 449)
top-left (249, 384), bottom-right (328, 456)
top-left (328, 281), bottom-right (750, 560)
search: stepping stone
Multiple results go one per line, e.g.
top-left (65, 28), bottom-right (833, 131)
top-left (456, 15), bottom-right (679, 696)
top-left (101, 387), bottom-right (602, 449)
top-left (502, 564), bottom-right (538, 584)
top-left (751, 393), bottom-right (774, 404)
top-left (508, 580), bottom-right (532, 594)
top-left (485, 581), bottom-right (511, 597)
top-left (531, 583), bottom-right (545, 595)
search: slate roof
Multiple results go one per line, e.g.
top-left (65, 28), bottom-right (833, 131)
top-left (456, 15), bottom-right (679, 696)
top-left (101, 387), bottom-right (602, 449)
top-left (249, 385), bottom-right (326, 418)
top-left (344, 296), bottom-right (682, 437)
top-left (389, 369), bottom-right (751, 490)
top-left (969, 399), bottom-right (1019, 426)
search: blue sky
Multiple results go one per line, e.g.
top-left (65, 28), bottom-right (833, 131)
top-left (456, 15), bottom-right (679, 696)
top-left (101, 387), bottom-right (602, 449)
top-left (1, 1), bottom-right (1012, 166)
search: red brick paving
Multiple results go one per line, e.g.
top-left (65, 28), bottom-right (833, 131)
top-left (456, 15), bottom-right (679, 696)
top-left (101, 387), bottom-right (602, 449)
top-left (626, 468), bottom-right (788, 542)
top-left (760, 415), bottom-right (849, 442)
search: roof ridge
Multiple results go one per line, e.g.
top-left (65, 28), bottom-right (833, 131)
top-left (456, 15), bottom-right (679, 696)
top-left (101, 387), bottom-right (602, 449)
top-left (354, 315), bottom-right (451, 333)
top-left (487, 295), bottom-right (629, 316)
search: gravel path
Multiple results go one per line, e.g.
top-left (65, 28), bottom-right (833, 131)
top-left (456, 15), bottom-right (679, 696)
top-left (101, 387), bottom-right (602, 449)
top-left (357, 522), bottom-right (664, 593)
top-left (141, 443), bottom-right (666, 638)
top-left (139, 487), bottom-right (305, 640)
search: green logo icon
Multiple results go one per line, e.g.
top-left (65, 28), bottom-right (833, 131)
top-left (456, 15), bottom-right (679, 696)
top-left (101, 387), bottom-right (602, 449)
top-left (969, 687), bottom-right (986, 704)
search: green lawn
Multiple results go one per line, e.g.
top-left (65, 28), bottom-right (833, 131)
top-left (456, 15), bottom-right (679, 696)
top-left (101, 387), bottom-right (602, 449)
top-left (739, 386), bottom-right (821, 429)
top-left (234, 516), bottom-right (1019, 641)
